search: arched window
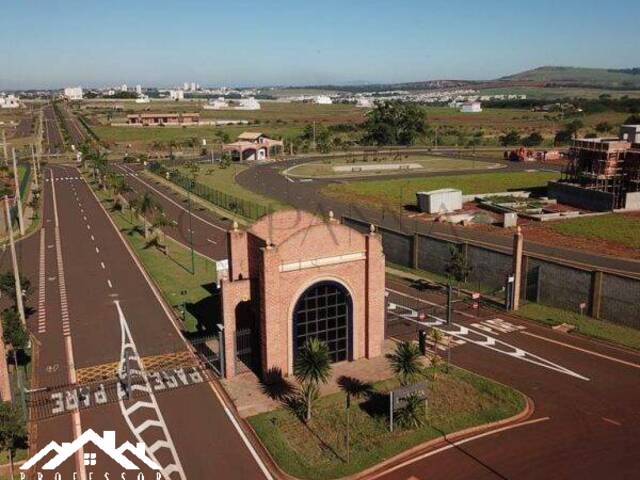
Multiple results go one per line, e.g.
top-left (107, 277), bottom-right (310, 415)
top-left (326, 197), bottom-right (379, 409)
top-left (293, 281), bottom-right (352, 363)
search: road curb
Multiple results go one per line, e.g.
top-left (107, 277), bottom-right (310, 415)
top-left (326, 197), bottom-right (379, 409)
top-left (240, 389), bottom-right (534, 480)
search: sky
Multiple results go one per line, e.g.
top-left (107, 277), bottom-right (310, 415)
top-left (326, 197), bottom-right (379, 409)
top-left (1, 0), bottom-right (639, 89)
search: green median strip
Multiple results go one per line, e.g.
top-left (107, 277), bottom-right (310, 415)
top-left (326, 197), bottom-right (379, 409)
top-left (91, 182), bottom-right (217, 333)
top-left (249, 367), bottom-right (524, 480)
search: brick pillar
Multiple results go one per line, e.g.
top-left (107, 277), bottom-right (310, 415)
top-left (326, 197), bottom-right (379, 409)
top-left (365, 228), bottom-right (385, 359)
top-left (590, 270), bottom-right (604, 319)
top-left (227, 226), bottom-right (248, 281)
top-left (512, 227), bottom-right (524, 310)
top-left (260, 245), bottom-right (284, 375)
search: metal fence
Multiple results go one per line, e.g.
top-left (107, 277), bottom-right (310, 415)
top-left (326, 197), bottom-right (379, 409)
top-left (147, 161), bottom-right (270, 221)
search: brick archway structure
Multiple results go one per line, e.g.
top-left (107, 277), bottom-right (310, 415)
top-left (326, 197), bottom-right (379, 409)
top-left (220, 210), bottom-right (385, 379)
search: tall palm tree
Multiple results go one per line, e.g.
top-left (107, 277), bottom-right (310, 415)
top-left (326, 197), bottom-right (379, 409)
top-left (386, 341), bottom-right (422, 386)
top-left (294, 338), bottom-right (332, 422)
top-left (131, 192), bottom-right (162, 238)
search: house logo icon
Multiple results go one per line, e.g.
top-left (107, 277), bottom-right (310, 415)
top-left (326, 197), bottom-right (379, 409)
top-left (21, 429), bottom-right (161, 471)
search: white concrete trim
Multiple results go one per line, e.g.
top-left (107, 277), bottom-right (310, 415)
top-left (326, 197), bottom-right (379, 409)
top-left (279, 252), bottom-right (365, 272)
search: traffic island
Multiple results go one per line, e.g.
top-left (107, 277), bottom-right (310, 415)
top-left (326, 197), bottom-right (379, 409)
top-left (248, 365), bottom-right (527, 480)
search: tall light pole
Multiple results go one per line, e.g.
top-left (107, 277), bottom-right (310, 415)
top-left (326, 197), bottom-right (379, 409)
top-left (12, 149), bottom-right (25, 236)
top-left (4, 196), bottom-right (26, 326)
top-left (187, 177), bottom-right (195, 275)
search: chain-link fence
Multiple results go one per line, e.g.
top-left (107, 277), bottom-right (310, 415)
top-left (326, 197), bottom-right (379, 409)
top-left (147, 161), bottom-right (270, 220)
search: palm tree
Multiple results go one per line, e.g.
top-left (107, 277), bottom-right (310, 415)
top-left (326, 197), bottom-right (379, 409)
top-left (294, 338), bottom-right (332, 422)
top-left (131, 192), bottom-right (162, 238)
top-left (429, 329), bottom-right (444, 379)
top-left (150, 212), bottom-right (171, 246)
top-left (386, 341), bottom-right (422, 386)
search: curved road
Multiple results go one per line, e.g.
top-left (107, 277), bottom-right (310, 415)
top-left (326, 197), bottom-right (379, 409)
top-left (236, 157), bottom-right (640, 276)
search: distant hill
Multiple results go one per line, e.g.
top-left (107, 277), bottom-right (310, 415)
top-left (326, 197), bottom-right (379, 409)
top-left (500, 66), bottom-right (640, 89)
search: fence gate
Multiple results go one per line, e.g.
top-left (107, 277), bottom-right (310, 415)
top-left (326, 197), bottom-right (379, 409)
top-left (189, 333), bottom-right (222, 376)
top-left (235, 327), bottom-right (260, 375)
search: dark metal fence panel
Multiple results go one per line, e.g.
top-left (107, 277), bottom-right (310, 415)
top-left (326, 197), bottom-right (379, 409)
top-left (600, 274), bottom-right (640, 328)
top-left (147, 161), bottom-right (269, 221)
top-left (466, 245), bottom-right (512, 291)
top-left (525, 258), bottom-right (593, 313)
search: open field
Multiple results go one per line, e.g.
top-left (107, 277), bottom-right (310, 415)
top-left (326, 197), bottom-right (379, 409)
top-left (546, 212), bottom-right (640, 250)
top-left (284, 155), bottom-right (502, 178)
top-left (324, 171), bottom-right (561, 209)
top-left (173, 163), bottom-right (287, 211)
top-left (249, 367), bottom-right (524, 480)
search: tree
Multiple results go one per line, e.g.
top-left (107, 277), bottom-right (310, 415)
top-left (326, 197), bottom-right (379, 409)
top-left (554, 129), bottom-right (573, 145)
top-left (595, 121), bottom-right (612, 134)
top-left (386, 341), bottom-right (422, 386)
top-left (395, 393), bottom-right (425, 429)
top-left (624, 114), bottom-right (640, 125)
top-left (363, 101), bottom-right (426, 146)
top-left (0, 402), bottom-right (26, 479)
top-left (499, 130), bottom-right (521, 147)
top-left (294, 338), bottom-right (332, 422)
top-left (445, 245), bottom-right (471, 283)
top-left (428, 329), bottom-right (444, 379)
top-left (0, 272), bottom-right (30, 308)
top-left (565, 119), bottom-right (584, 139)
top-left (130, 192), bottom-right (162, 239)
top-left (522, 132), bottom-right (543, 147)
top-left (2, 308), bottom-right (28, 351)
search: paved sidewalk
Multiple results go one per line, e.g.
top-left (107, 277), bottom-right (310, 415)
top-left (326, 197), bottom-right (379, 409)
top-left (224, 339), bottom-right (400, 418)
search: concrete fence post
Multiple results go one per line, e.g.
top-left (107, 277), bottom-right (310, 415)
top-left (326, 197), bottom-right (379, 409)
top-left (590, 270), bottom-right (604, 319)
top-left (412, 233), bottom-right (419, 270)
top-left (512, 227), bottom-right (524, 310)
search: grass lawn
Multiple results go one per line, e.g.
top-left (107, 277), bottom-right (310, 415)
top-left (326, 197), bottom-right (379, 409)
top-left (547, 213), bottom-right (640, 250)
top-left (324, 171), bottom-right (560, 210)
top-left (173, 163), bottom-right (287, 211)
top-left (93, 184), bottom-right (218, 333)
top-left (518, 303), bottom-right (640, 351)
top-left (249, 367), bottom-right (524, 480)
top-left (285, 155), bottom-right (502, 178)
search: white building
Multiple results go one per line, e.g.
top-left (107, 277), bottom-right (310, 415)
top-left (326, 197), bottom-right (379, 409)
top-left (314, 95), bottom-right (333, 105)
top-left (355, 97), bottom-right (374, 108)
top-left (169, 89), bottom-right (185, 101)
top-left (460, 101), bottom-right (482, 113)
top-left (121, 84), bottom-right (128, 92)
top-left (0, 94), bottom-right (20, 109)
top-left (64, 86), bottom-right (83, 100)
top-left (135, 84), bottom-right (142, 95)
top-left (135, 94), bottom-right (150, 104)
top-left (237, 97), bottom-right (261, 110)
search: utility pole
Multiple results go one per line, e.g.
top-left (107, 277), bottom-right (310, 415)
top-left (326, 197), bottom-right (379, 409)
top-left (187, 178), bottom-right (195, 274)
top-left (12, 149), bottom-right (25, 236)
top-left (4, 196), bottom-right (26, 326)
top-left (1, 130), bottom-right (7, 166)
top-left (31, 144), bottom-right (39, 188)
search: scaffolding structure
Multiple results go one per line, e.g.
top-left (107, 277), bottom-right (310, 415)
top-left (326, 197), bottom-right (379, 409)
top-left (562, 138), bottom-right (640, 209)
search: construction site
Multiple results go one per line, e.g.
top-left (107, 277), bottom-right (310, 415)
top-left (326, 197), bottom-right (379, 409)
top-left (548, 125), bottom-right (640, 211)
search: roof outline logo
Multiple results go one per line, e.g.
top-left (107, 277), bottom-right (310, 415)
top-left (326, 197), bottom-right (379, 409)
top-left (20, 429), bottom-right (161, 471)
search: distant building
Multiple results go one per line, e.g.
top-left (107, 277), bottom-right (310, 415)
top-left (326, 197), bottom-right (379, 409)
top-left (64, 86), bottom-right (83, 100)
top-left (236, 97), bottom-right (261, 110)
top-left (204, 96), bottom-right (261, 110)
top-left (314, 95), bottom-right (333, 105)
top-left (121, 84), bottom-right (128, 92)
top-left (222, 131), bottom-right (284, 161)
top-left (135, 94), bottom-right (150, 104)
top-left (205, 97), bottom-right (229, 110)
top-left (169, 89), bottom-right (184, 101)
top-left (0, 94), bottom-right (20, 109)
top-left (355, 97), bottom-right (374, 108)
top-left (135, 84), bottom-right (142, 95)
top-left (460, 101), bottom-right (482, 113)
top-left (127, 112), bottom-right (200, 126)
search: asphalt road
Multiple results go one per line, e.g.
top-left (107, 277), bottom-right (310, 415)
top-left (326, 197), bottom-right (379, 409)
top-left (112, 163), bottom-right (230, 261)
top-left (43, 104), bottom-right (64, 154)
top-left (235, 158), bottom-right (640, 276)
top-left (19, 165), bottom-right (268, 479)
top-left (381, 276), bottom-right (640, 479)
